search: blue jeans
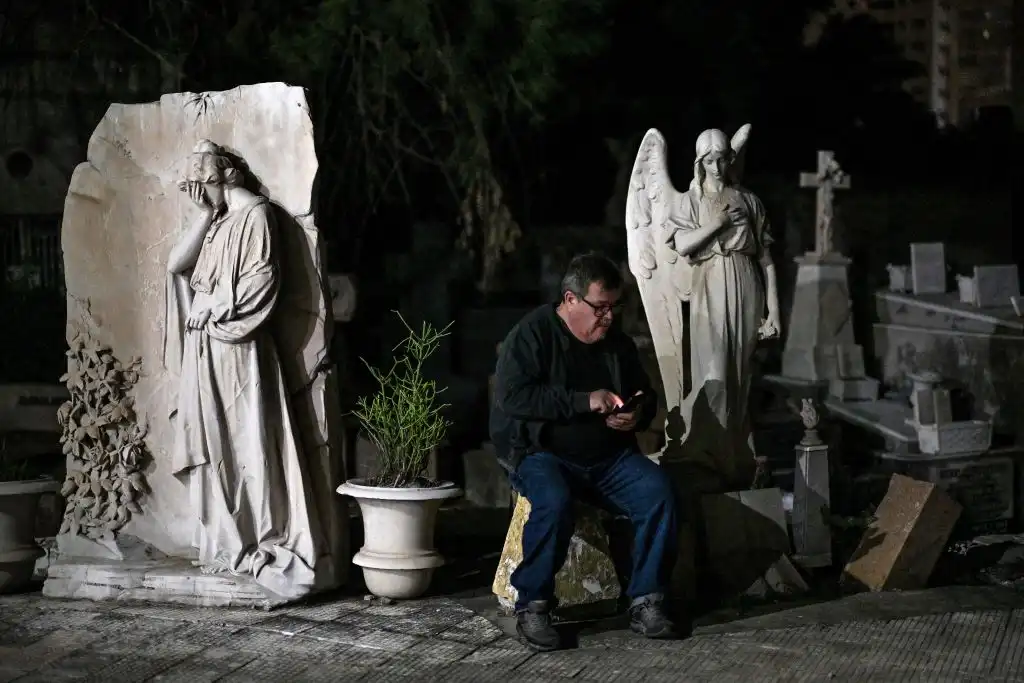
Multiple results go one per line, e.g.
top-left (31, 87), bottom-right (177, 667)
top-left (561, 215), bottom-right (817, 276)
top-left (508, 449), bottom-right (678, 611)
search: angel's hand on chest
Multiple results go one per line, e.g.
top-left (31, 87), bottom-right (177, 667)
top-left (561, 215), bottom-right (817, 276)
top-left (726, 205), bottom-right (748, 227)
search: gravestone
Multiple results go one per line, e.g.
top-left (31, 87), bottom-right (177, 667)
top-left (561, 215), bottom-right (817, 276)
top-left (780, 151), bottom-right (878, 401)
top-left (973, 265), bottom-right (1020, 308)
top-left (925, 456), bottom-right (1014, 535)
top-left (872, 289), bottom-right (1024, 444)
top-left (910, 242), bottom-right (947, 295)
top-left (43, 84), bottom-right (349, 606)
top-left (957, 275), bottom-right (976, 304)
top-left (843, 474), bottom-right (961, 591)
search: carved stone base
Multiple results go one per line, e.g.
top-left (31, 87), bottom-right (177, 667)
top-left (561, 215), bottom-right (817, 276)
top-left (54, 532), bottom-right (171, 563)
top-left (42, 556), bottom-right (291, 609)
top-left (782, 257), bottom-right (869, 383)
top-left (782, 344), bottom-right (870, 383)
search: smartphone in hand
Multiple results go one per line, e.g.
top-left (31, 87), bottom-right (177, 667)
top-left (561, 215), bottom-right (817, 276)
top-left (611, 392), bottom-right (644, 415)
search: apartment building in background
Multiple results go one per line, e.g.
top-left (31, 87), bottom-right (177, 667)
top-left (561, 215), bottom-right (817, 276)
top-left (806, 0), bottom-right (1014, 128)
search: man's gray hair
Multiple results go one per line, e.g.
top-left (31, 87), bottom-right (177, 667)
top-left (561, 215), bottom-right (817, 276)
top-left (559, 252), bottom-right (623, 299)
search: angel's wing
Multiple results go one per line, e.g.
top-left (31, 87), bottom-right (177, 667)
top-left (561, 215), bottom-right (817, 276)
top-left (624, 130), bottom-right (690, 424)
top-left (625, 129), bottom-right (666, 282)
top-left (624, 129), bottom-right (692, 300)
top-left (729, 123), bottom-right (752, 185)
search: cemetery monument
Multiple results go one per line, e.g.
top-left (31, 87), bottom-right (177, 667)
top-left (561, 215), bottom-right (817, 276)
top-left (43, 83), bottom-right (349, 606)
top-left (624, 124), bottom-right (780, 488)
top-left (778, 150), bottom-right (879, 402)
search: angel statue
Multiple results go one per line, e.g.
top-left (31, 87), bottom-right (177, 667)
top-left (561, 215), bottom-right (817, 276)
top-left (625, 125), bottom-right (781, 488)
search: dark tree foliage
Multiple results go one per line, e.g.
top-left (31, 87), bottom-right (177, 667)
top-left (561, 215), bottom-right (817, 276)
top-left (39, 0), bottom-right (951, 269)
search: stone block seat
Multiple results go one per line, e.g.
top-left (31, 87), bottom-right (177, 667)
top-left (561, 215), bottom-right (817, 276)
top-left (491, 492), bottom-right (631, 615)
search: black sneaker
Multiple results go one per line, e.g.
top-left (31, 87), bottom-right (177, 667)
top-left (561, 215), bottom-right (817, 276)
top-left (515, 600), bottom-right (561, 652)
top-left (629, 594), bottom-right (678, 639)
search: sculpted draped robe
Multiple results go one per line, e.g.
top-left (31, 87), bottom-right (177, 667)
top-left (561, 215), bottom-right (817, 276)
top-left (673, 186), bottom-right (773, 488)
top-left (164, 196), bottom-right (326, 599)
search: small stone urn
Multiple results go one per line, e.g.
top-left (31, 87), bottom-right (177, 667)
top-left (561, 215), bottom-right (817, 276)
top-left (799, 398), bottom-right (823, 447)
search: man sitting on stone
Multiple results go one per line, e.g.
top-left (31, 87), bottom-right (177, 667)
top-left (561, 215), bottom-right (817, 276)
top-left (490, 252), bottom-right (680, 651)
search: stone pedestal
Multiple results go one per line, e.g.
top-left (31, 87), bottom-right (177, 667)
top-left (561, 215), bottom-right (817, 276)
top-left (43, 557), bottom-right (290, 609)
top-left (792, 443), bottom-right (832, 568)
top-left (40, 533), bottom-right (303, 608)
top-left (782, 254), bottom-right (879, 400)
top-left (492, 495), bottom-right (621, 613)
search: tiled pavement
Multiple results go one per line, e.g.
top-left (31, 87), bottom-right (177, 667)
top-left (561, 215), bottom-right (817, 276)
top-left (2, 592), bottom-right (1024, 682)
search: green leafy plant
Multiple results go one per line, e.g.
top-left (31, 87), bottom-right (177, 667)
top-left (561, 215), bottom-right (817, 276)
top-left (352, 313), bottom-right (453, 488)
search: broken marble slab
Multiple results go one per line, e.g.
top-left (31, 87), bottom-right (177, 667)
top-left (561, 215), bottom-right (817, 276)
top-left (843, 474), bottom-right (961, 592)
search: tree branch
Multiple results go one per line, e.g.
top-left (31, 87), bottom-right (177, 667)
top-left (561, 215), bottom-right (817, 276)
top-left (90, 9), bottom-right (187, 82)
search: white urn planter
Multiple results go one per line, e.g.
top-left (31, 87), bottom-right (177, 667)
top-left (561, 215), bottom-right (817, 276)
top-left (0, 478), bottom-right (59, 594)
top-left (338, 478), bottom-right (462, 600)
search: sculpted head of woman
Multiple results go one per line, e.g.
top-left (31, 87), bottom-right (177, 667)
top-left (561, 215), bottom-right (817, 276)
top-left (182, 140), bottom-right (244, 209)
top-left (691, 129), bottom-right (735, 193)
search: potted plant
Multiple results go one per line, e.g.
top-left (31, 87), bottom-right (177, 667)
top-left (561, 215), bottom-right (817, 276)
top-left (0, 454), bottom-right (59, 594)
top-left (337, 314), bottom-right (462, 599)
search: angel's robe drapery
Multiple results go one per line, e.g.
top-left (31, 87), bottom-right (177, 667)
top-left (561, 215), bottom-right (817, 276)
top-left (163, 196), bottom-right (326, 599)
top-left (671, 186), bottom-right (773, 488)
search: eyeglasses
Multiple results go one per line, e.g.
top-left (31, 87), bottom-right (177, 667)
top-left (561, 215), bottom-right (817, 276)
top-left (581, 298), bottom-right (624, 318)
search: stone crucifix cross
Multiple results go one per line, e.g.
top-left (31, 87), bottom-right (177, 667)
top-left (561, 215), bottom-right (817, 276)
top-left (800, 150), bottom-right (850, 257)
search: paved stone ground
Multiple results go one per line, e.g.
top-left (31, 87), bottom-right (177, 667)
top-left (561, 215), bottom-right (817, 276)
top-left (3, 589), bottom-right (1024, 682)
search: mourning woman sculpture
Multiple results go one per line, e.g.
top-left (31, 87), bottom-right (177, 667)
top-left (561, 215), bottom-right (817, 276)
top-left (625, 126), bottom-right (780, 488)
top-left (163, 139), bottom-right (326, 598)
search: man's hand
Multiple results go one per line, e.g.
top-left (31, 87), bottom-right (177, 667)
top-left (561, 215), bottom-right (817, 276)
top-left (588, 389), bottom-right (623, 414)
top-left (605, 391), bottom-right (643, 432)
top-left (605, 410), bottom-right (639, 432)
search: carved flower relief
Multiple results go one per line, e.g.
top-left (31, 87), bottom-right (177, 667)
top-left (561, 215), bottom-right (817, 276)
top-left (57, 326), bottom-right (148, 540)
